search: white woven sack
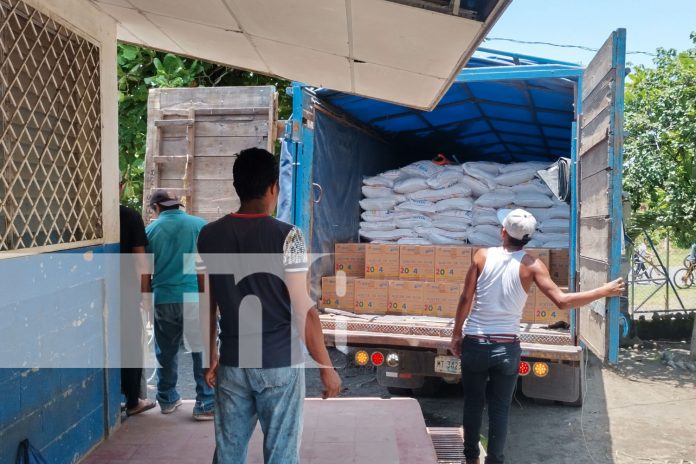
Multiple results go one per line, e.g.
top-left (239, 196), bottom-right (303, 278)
top-left (361, 185), bottom-right (396, 198)
top-left (539, 218), bottom-right (570, 233)
top-left (462, 163), bottom-right (497, 188)
top-left (371, 240), bottom-right (397, 244)
top-left (359, 228), bottom-right (416, 241)
top-left (434, 210), bottom-right (473, 220)
top-left (463, 161), bottom-right (503, 176)
top-left (474, 224), bottom-right (502, 237)
top-left (431, 217), bottom-right (471, 232)
top-left (525, 207), bottom-right (552, 223)
top-left (395, 200), bottom-right (437, 214)
top-left (511, 181), bottom-right (551, 195)
top-left (435, 197), bottom-right (474, 212)
top-left (526, 239), bottom-right (543, 248)
top-left (360, 197), bottom-right (402, 211)
top-left (363, 174), bottom-right (395, 188)
top-left (495, 169), bottom-right (538, 186)
top-left (473, 212), bottom-right (499, 226)
top-left (533, 232), bottom-right (569, 243)
top-left (407, 185), bottom-right (471, 202)
top-left (395, 215), bottom-right (433, 229)
top-left (415, 227), bottom-right (468, 241)
top-left (382, 169), bottom-right (402, 179)
top-left (423, 233), bottom-right (465, 245)
top-left (360, 221), bottom-right (396, 232)
top-left (544, 240), bottom-right (569, 248)
top-left (427, 166), bottom-right (463, 189)
top-left (361, 210), bottom-right (412, 222)
top-left (397, 237), bottom-right (432, 245)
top-left (400, 160), bottom-right (443, 178)
top-left (468, 229), bottom-right (502, 246)
top-left (475, 191), bottom-right (514, 208)
top-left (513, 192), bottom-right (554, 208)
top-left (498, 161), bottom-right (550, 174)
top-left (460, 175), bottom-right (491, 197)
top-left (546, 205), bottom-right (570, 219)
top-left (472, 205), bottom-right (497, 215)
top-left (393, 176), bottom-right (429, 194)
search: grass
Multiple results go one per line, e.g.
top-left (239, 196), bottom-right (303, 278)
top-left (630, 280), bottom-right (696, 313)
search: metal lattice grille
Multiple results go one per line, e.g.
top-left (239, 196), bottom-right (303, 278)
top-left (0, 0), bottom-right (102, 251)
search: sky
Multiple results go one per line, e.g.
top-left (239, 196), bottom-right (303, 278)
top-left (485, 0), bottom-right (695, 68)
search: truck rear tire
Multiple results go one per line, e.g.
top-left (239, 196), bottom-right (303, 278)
top-left (386, 386), bottom-right (411, 396)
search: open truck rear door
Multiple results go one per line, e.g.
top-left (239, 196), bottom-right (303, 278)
top-left (576, 29), bottom-right (627, 364)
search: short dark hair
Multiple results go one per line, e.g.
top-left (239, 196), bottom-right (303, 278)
top-left (158, 204), bottom-right (180, 212)
top-left (233, 148), bottom-right (279, 202)
top-left (508, 235), bottom-right (531, 247)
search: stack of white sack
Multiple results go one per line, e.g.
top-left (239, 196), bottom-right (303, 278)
top-left (360, 160), bottom-right (570, 247)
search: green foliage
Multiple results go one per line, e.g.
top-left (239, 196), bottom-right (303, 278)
top-left (624, 33), bottom-right (696, 247)
top-left (117, 44), bottom-right (292, 211)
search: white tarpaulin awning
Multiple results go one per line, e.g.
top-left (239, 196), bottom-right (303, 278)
top-left (91, 0), bottom-right (511, 109)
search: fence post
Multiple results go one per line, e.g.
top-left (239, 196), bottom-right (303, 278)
top-left (666, 232), bottom-right (669, 311)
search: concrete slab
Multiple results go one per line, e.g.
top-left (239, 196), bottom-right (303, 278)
top-left (81, 398), bottom-right (439, 464)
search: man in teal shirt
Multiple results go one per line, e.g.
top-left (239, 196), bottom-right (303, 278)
top-left (146, 190), bottom-right (214, 420)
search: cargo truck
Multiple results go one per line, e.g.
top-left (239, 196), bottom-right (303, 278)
top-left (143, 30), bottom-right (628, 405)
top-left (281, 30), bottom-right (628, 405)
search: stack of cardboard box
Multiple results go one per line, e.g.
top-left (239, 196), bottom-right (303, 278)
top-left (320, 243), bottom-right (570, 324)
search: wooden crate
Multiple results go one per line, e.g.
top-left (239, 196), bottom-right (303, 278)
top-left (143, 87), bottom-right (278, 223)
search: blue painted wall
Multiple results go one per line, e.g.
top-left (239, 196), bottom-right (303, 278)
top-left (0, 243), bottom-right (120, 464)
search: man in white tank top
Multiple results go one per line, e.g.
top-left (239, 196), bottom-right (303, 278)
top-left (449, 209), bottom-right (624, 464)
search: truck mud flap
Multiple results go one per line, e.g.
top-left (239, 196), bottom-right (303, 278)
top-left (520, 360), bottom-right (584, 404)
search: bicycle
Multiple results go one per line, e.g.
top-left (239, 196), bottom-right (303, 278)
top-left (631, 253), bottom-right (666, 283)
top-left (674, 262), bottom-right (696, 289)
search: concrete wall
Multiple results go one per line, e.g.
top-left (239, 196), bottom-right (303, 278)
top-left (0, 0), bottom-right (119, 462)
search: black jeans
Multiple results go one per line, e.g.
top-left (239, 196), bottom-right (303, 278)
top-left (460, 337), bottom-right (521, 464)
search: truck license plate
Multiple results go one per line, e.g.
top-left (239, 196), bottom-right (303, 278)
top-left (434, 356), bottom-right (461, 375)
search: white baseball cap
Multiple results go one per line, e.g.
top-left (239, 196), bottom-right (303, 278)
top-left (497, 208), bottom-right (537, 241)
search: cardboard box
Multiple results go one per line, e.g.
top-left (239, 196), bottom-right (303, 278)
top-left (434, 246), bottom-right (472, 282)
top-left (550, 249), bottom-right (570, 286)
top-left (365, 244), bottom-right (400, 279)
top-left (522, 285), bottom-right (536, 323)
top-left (334, 243), bottom-right (365, 278)
top-left (387, 280), bottom-right (425, 316)
top-left (399, 245), bottom-right (435, 280)
top-left (423, 282), bottom-right (463, 318)
top-left (354, 279), bottom-right (389, 314)
top-left (535, 286), bottom-right (569, 324)
top-left (526, 248), bottom-right (550, 269)
top-left (319, 276), bottom-right (356, 310)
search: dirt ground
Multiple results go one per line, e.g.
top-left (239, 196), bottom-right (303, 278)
top-left (305, 343), bottom-right (696, 464)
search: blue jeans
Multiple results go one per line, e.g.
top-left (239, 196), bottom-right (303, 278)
top-left (154, 303), bottom-right (214, 413)
top-left (213, 365), bottom-right (305, 464)
top-left (460, 337), bottom-right (521, 464)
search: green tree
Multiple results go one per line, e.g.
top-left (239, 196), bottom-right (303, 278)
top-left (117, 44), bottom-right (292, 211)
top-left (623, 33), bottom-right (696, 247)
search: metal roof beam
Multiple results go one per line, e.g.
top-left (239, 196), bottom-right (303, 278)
top-left (456, 64), bottom-right (583, 83)
top-left (475, 48), bottom-right (582, 67)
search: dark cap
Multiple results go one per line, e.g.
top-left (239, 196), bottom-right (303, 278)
top-left (148, 189), bottom-right (182, 208)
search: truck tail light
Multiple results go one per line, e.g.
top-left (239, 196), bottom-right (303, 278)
top-left (519, 361), bottom-right (530, 376)
top-left (386, 352), bottom-right (399, 368)
top-left (533, 362), bottom-right (549, 377)
top-left (355, 350), bottom-right (369, 366)
top-left (371, 351), bottom-right (384, 366)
